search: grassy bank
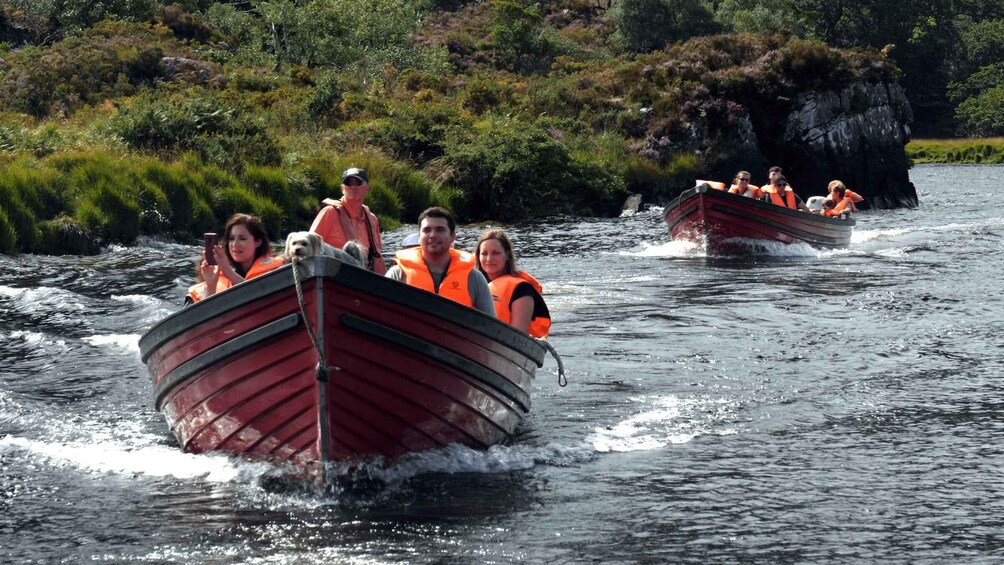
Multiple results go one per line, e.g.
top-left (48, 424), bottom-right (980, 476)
top-left (907, 138), bottom-right (1004, 164)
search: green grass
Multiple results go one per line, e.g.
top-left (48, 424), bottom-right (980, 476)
top-left (907, 138), bottom-right (1004, 164)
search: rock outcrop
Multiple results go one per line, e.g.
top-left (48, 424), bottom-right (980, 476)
top-left (775, 82), bottom-right (917, 208)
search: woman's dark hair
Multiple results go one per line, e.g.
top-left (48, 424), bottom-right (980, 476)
top-left (475, 228), bottom-right (518, 278)
top-left (223, 213), bottom-right (271, 275)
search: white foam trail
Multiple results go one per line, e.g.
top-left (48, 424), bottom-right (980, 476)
top-left (82, 334), bottom-right (141, 352)
top-left (2, 330), bottom-right (70, 352)
top-left (629, 240), bottom-right (702, 257)
top-left (588, 395), bottom-right (736, 453)
top-left (351, 441), bottom-right (597, 484)
top-left (0, 435), bottom-right (252, 482)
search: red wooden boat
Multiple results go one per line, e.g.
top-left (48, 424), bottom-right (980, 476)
top-left (663, 183), bottom-right (855, 254)
top-left (138, 255), bottom-right (548, 484)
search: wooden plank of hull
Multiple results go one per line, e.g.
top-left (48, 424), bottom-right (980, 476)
top-left (139, 256), bottom-right (546, 478)
top-left (664, 185), bottom-right (855, 253)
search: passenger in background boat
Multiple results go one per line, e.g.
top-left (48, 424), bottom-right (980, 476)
top-left (727, 171), bottom-right (763, 199)
top-left (385, 207), bottom-right (496, 316)
top-left (309, 167), bottom-right (386, 274)
top-left (826, 180), bottom-right (864, 213)
top-left (762, 177), bottom-right (811, 212)
top-left (187, 213), bottom-right (284, 304)
top-left (475, 229), bottom-right (551, 338)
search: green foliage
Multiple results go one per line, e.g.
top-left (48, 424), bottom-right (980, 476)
top-left (0, 21), bottom-right (186, 118)
top-left (0, 208), bottom-right (15, 254)
top-left (490, 1), bottom-right (556, 74)
top-left (107, 94), bottom-right (282, 169)
top-left (954, 87), bottom-right (1004, 137)
top-left (608, 0), bottom-right (719, 53)
top-left (442, 115), bottom-right (625, 220)
top-left (713, 0), bottom-right (800, 35)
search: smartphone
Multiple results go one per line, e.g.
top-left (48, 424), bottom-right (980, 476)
top-left (204, 233), bottom-right (218, 265)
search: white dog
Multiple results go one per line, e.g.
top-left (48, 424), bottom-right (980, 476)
top-left (284, 231), bottom-right (364, 267)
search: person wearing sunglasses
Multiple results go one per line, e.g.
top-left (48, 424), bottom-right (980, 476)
top-left (309, 167), bottom-right (386, 273)
top-left (727, 170), bottom-right (763, 199)
top-left (762, 175), bottom-right (811, 212)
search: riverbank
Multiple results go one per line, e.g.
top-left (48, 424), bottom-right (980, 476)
top-left (907, 138), bottom-right (1004, 164)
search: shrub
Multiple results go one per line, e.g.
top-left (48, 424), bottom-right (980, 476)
top-left (442, 115), bottom-right (624, 220)
top-left (36, 216), bottom-right (102, 255)
top-left (0, 21), bottom-right (187, 118)
top-left (76, 183), bottom-right (142, 244)
top-left (107, 94), bottom-right (282, 169)
top-left (0, 208), bottom-right (15, 254)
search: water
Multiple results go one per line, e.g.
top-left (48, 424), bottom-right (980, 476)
top-left (2, 164), bottom-right (1003, 564)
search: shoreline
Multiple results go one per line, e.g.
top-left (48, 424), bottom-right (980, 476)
top-left (907, 138), bottom-right (1004, 164)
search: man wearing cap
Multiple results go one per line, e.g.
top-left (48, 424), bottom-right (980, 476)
top-left (309, 167), bottom-right (386, 274)
top-left (385, 207), bottom-right (496, 317)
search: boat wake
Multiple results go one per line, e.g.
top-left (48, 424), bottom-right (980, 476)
top-left (587, 394), bottom-right (738, 453)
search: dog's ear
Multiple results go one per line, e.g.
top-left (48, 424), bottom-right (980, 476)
top-left (307, 233), bottom-right (322, 254)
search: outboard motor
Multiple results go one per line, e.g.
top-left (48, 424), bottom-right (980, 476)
top-left (806, 196), bottom-right (825, 212)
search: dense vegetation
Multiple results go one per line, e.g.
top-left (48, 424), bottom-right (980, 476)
top-left (0, 0), bottom-right (1001, 254)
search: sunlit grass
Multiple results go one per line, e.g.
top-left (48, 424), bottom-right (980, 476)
top-left (907, 138), bottom-right (1004, 164)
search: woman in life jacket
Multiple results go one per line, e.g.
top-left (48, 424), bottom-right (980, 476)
top-left (826, 180), bottom-right (864, 212)
top-left (474, 229), bottom-right (551, 338)
top-left (186, 213), bottom-right (284, 305)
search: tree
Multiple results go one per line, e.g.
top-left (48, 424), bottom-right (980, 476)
top-left (609, 0), bottom-right (719, 53)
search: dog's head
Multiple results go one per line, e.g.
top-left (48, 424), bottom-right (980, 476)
top-left (284, 231), bottom-right (323, 261)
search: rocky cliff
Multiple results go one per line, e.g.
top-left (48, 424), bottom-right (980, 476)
top-left (776, 82), bottom-right (917, 208)
top-left (711, 81), bottom-right (917, 209)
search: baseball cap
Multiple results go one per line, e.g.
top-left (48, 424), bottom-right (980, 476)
top-left (401, 233), bottom-right (420, 248)
top-left (342, 167), bottom-right (369, 183)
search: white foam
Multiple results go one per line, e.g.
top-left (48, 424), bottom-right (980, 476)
top-left (629, 240), bottom-right (702, 257)
top-left (0, 434), bottom-right (251, 482)
top-left (589, 395), bottom-right (736, 453)
top-left (81, 334), bottom-right (141, 351)
top-left (345, 441), bottom-right (597, 484)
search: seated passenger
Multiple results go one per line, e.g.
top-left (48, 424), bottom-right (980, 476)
top-left (385, 207), bottom-right (496, 317)
top-left (187, 213), bottom-right (284, 304)
top-left (309, 167), bottom-right (386, 274)
top-left (474, 229), bottom-right (551, 338)
top-left (727, 170), bottom-right (763, 199)
top-left (826, 180), bottom-right (864, 213)
top-left (762, 176), bottom-right (811, 212)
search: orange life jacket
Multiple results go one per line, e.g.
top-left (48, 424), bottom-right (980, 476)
top-left (729, 184), bottom-right (763, 198)
top-left (822, 197), bottom-right (854, 217)
top-left (314, 198), bottom-right (387, 274)
top-left (186, 255), bottom-right (285, 304)
top-left (697, 180), bottom-right (727, 190)
top-left (395, 247), bottom-right (475, 307)
top-left (488, 272), bottom-right (551, 338)
top-left (827, 189), bottom-right (862, 212)
top-left (765, 187), bottom-right (797, 209)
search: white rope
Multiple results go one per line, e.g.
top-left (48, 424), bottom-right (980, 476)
top-left (537, 338), bottom-right (567, 387)
top-left (291, 257), bottom-right (329, 377)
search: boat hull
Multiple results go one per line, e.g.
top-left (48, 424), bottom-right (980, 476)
top-left (138, 257), bottom-right (546, 482)
top-left (663, 185), bottom-right (855, 254)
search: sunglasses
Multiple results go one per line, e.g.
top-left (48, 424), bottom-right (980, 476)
top-left (777, 183), bottom-right (787, 187)
top-left (738, 178), bottom-right (750, 182)
top-left (344, 179), bottom-right (365, 186)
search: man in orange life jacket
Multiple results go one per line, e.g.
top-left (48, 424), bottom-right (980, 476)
top-left (762, 174), bottom-right (811, 212)
top-left (385, 207), bottom-right (496, 316)
top-left (309, 167), bottom-right (387, 274)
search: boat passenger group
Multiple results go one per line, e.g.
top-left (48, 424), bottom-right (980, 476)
top-left (705, 165), bottom-right (864, 216)
top-left (185, 167), bottom-right (551, 339)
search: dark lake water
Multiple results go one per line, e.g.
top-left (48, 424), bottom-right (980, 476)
top-left (3, 164), bottom-right (1003, 564)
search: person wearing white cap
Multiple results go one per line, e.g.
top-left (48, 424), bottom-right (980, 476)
top-left (309, 167), bottom-right (386, 273)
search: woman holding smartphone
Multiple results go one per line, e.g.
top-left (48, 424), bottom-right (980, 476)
top-left (186, 213), bottom-right (284, 304)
